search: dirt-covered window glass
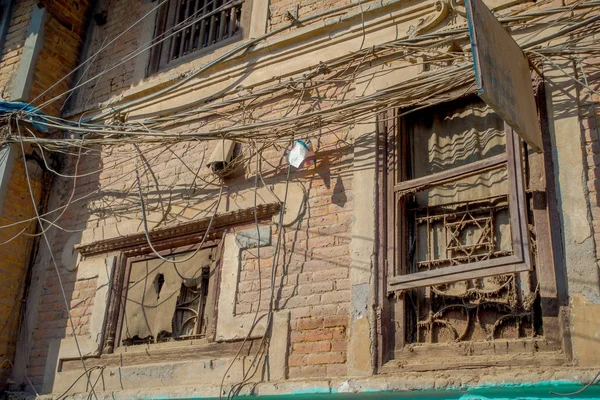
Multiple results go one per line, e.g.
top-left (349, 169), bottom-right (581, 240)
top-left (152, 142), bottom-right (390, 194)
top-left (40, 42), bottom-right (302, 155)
top-left (119, 245), bottom-right (220, 346)
top-left (148, 0), bottom-right (251, 74)
top-left (378, 95), bottom-right (565, 360)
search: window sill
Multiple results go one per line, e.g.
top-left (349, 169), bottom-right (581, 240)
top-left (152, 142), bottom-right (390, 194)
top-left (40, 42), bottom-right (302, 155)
top-left (59, 338), bottom-right (262, 371)
top-left (115, 337), bottom-right (211, 354)
top-left (381, 338), bottom-right (567, 372)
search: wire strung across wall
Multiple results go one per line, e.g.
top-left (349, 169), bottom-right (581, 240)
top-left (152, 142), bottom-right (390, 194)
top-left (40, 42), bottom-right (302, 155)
top-left (1, 0), bottom-right (600, 396)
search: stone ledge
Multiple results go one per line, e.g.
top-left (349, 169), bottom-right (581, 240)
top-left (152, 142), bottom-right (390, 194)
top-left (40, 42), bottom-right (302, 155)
top-left (37, 366), bottom-right (600, 400)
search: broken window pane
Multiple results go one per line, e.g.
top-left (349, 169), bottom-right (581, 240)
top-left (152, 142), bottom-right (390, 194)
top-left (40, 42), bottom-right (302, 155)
top-left (121, 247), bottom-right (218, 346)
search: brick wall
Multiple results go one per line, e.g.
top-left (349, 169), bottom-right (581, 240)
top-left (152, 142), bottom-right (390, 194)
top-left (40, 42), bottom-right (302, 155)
top-left (0, 0), bottom-right (37, 388)
top-left (68, 0), bottom-right (143, 112)
top-left (0, 0), bottom-right (90, 390)
top-left (20, 0), bottom-right (362, 391)
top-left (24, 126), bottom-right (356, 387)
top-left (234, 152), bottom-right (353, 378)
top-left (0, 0), bottom-right (34, 99)
top-left (22, 71), bottom-right (356, 385)
top-left (0, 151), bottom-right (44, 388)
top-left (67, 0), bottom-right (364, 115)
top-left (30, 0), bottom-right (91, 117)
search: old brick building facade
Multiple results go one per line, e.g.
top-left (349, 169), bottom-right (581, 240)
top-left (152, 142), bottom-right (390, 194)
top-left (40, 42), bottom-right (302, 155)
top-left (1, 0), bottom-right (600, 398)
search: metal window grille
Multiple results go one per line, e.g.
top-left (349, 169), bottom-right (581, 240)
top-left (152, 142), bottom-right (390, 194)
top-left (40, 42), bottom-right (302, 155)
top-left (155, 0), bottom-right (244, 70)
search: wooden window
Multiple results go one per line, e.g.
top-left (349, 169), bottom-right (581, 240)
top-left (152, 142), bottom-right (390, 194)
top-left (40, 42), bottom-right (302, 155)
top-left (377, 94), bottom-right (568, 365)
top-left (74, 204), bottom-right (279, 362)
top-left (118, 244), bottom-right (221, 347)
top-left (148, 0), bottom-right (247, 74)
top-left (388, 97), bottom-right (531, 290)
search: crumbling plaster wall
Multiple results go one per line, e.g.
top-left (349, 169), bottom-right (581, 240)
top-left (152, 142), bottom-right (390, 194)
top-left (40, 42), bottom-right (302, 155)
top-left (18, 0), bottom-right (410, 393)
top-left (268, 0), bottom-right (353, 31)
top-left (25, 127), bottom-right (356, 393)
top-left (21, 91), bottom-right (357, 393)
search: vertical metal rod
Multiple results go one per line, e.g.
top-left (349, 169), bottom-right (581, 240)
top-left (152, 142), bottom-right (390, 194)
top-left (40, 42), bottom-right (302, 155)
top-left (170, 0), bottom-right (184, 60)
top-left (189, 0), bottom-right (201, 50)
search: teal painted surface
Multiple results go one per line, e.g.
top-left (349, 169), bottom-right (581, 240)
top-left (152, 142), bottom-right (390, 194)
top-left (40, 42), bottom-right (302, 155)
top-left (148, 382), bottom-right (600, 400)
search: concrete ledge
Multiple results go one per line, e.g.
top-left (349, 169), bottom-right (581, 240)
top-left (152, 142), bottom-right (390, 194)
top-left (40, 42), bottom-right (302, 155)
top-left (38, 366), bottom-right (600, 399)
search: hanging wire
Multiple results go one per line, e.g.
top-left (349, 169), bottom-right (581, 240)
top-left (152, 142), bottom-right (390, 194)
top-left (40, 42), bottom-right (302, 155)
top-left (15, 122), bottom-right (98, 399)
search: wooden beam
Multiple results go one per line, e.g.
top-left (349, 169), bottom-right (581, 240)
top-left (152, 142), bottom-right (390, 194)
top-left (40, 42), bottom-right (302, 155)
top-left (388, 255), bottom-right (527, 290)
top-left (75, 202), bottom-right (280, 257)
top-left (393, 154), bottom-right (507, 194)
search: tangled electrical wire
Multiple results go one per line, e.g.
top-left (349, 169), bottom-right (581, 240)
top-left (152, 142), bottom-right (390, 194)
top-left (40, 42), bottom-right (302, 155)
top-left (1, 0), bottom-right (600, 398)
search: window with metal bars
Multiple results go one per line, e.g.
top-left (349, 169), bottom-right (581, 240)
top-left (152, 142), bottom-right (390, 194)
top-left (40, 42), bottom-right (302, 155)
top-left (148, 0), bottom-right (246, 74)
top-left (376, 92), bottom-right (567, 365)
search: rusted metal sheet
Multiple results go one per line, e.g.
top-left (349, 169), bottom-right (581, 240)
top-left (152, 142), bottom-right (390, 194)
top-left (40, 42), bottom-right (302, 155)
top-left (465, 0), bottom-right (543, 152)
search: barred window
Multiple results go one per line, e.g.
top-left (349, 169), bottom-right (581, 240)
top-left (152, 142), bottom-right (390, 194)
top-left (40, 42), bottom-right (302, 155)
top-left (148, 0), bottom-right (247, 74)
top-left (377, 95), bottom-right (565, 365)
top-left (388, 98), bottom-right (532, 291)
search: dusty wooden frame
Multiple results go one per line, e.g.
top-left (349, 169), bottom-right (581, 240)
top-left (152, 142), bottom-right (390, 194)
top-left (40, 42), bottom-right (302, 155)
top-left (100, 203), bottom-right (280, 354)
top-left (387, 122), bottom-right (531, 291)
top-left (113, 239), bottom-right (223, 351)
top-left (376, 89), bottom-right (570, 367)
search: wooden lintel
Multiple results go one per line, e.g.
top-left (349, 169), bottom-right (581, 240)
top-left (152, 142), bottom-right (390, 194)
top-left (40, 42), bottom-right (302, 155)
top-left (76, 203), bottom-right (280, 257)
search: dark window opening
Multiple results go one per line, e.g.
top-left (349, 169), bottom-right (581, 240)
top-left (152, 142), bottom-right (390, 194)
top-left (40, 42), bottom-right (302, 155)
top-left (155, 273), bottom-right (165, 299)
top-left (169, 267), bottom-right (211, 341)
top-left (148, 0), bottom-right (245, 74)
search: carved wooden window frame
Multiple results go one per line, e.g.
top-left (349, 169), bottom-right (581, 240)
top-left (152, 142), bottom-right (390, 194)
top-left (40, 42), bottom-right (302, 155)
top-left (375, 89), bottom-right (570, 368)
top-left (75, 204), bottom-right (281, 354)
top-left (387, 115), bottom-right (531, 291)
